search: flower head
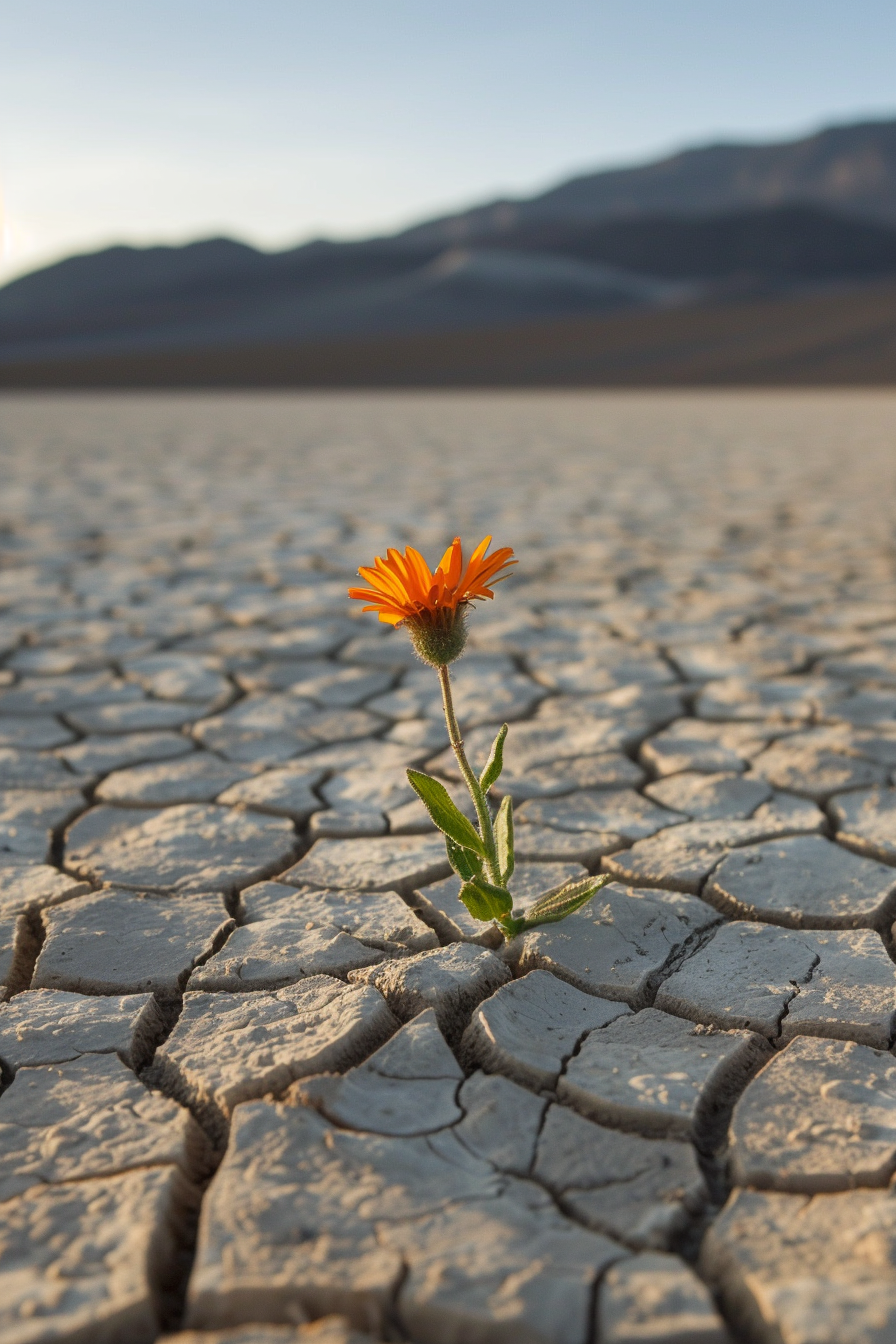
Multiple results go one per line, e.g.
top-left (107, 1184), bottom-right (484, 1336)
top-left (348, 535), bottom-right (516, 665)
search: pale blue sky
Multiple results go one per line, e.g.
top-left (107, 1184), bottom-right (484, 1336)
top-left (2, 0), bottom-right (895, 279)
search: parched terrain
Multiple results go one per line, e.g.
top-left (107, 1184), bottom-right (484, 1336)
top-left (2, 389), bottom-right (896, 1344)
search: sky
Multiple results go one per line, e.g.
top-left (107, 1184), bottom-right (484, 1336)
top-left (2, 0), bottom-right (896, 281)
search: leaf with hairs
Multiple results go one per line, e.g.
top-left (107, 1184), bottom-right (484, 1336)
top-left (479, 723), bottom-right (509, 794)
top-left (446, 835), bottom-right (483, 881)
top-left (459, 880), bottom-right (508, 923)
top-left (469, 874), bottom-right (513, 918)
top-left (407, 769), bottom-right (486, 856)
top-left (521, 873), bottom-right (612, 929)
top-left (495, 794), bottom-right (514, 885)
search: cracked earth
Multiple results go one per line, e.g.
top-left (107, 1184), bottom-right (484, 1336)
top-left (2, 389), bottom-right (896, 1344)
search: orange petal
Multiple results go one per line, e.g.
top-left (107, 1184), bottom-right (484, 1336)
top-left (403, 546), bottom-right (435, 601)
top-left (457, 535), bottom-right (493, 596)
top-left (353, 535), bottom-right (513, 623)
top-left (381, 550), bottom-right (412, 585)
top-left (471, 552), bottom-right (516, 588)
top-left (362, 563), bottom-right (410, 604)
top-left (436, 537), bottom-right (464, 589)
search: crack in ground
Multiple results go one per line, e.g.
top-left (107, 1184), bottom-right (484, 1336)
top-left (3, 456), bottom-right (896, 1344)
top-left (5, 908), bottom-right (46, 999)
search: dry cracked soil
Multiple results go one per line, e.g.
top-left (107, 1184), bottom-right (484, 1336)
top-left (1, 389), bottom-right (896, 1344)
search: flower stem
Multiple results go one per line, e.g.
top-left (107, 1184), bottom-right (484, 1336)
top-left (438, 663), bottom-right (501, 883)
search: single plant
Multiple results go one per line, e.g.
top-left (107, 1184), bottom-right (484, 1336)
top-left (349, 535), bottom-right (611, 939)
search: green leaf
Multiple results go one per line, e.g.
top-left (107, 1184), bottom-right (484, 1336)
top-left (495, 794), bottom-right (514, 885)
top-left (479, 723), bottom-right (509, 794)
top-left (499, 914), bottom-right (527, 938)
top-left (469, 874), bottom-right (513, 918)
top-left (458, 880), bottom-right (510, 923)
top-left (407, 769), bottom-right (486, 857)
top-left (521, 873), bottom-right (612, 930)
top-left (446, 835), bottom-right (483, 881)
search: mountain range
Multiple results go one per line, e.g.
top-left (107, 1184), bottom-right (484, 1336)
top-left (4, 117), bottom-right (896, 385)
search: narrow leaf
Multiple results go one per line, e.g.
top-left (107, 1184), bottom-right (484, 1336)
top-left (470, 874), bottom-right (513, 917)
top-left (495, 794), bottom-right (514, 885)
top-left (446, 835), bottom-right (483, 881)
top-left (407, 769), bottom-right (486, 857)
top-left (458, 881), bottom-right (498, 922)
top-left (479, 723), bottom-right (509, 794)
top-left (522, 873), bottom-right (612, 929)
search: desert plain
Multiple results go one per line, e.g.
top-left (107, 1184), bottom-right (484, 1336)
top-left (1, 390), bottom-right (896, 1343)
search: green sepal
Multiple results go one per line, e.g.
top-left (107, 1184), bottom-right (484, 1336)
top-left (446, 835), bottom-right (484, 881)
top-left (407, 769), bottom-right (486, 857)
top-left (521, 873), bottom-right (612, 930)
top-left (407, 610), bottom-right (468, 667)
top-left (479, 723), bottom-right (509, 794)
top-left (459, 879), bottom-right (512, 923)
top-left (494, 794), bottom-right (514, 885)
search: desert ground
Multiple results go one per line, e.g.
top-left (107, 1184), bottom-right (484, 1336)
top-left (2, 389), bottom-right (896, 1343)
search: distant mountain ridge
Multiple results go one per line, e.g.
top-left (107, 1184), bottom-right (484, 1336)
top-left (4, 115), bottom-right (896, 376)
top-left (0, 238), bottom-right (690, 362)
top-left (400, 118), bottom-right (896, 244)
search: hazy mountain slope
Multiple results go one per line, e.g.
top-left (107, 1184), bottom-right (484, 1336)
top-left (5, 281), bottom-right (896, 388)
top-left (3, 205), bottom-right (896, 363)
top-left (400, 119), bottom-right (896, 245)
top-left (4, 116), bottom-right (896, 376)
top-left (0, 244), bottom-right (681, 363)
top-left (0, 238), bottom-right (437, 341)
top-left (0, 238), bottom-right (264, 319)
top-left (490, 205), bottom-right (896, 280)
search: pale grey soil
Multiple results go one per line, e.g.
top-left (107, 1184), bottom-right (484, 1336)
top-left (2, 390), bottom-right (896, 1343)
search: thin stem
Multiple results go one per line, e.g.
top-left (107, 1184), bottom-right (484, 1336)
top-left (438, 663), bottom-right (500, 883)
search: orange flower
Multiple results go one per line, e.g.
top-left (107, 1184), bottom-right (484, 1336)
top-left (349, 536), bottom-right (515, 665)
top-left (349, 535), bottom-right (516, 625)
